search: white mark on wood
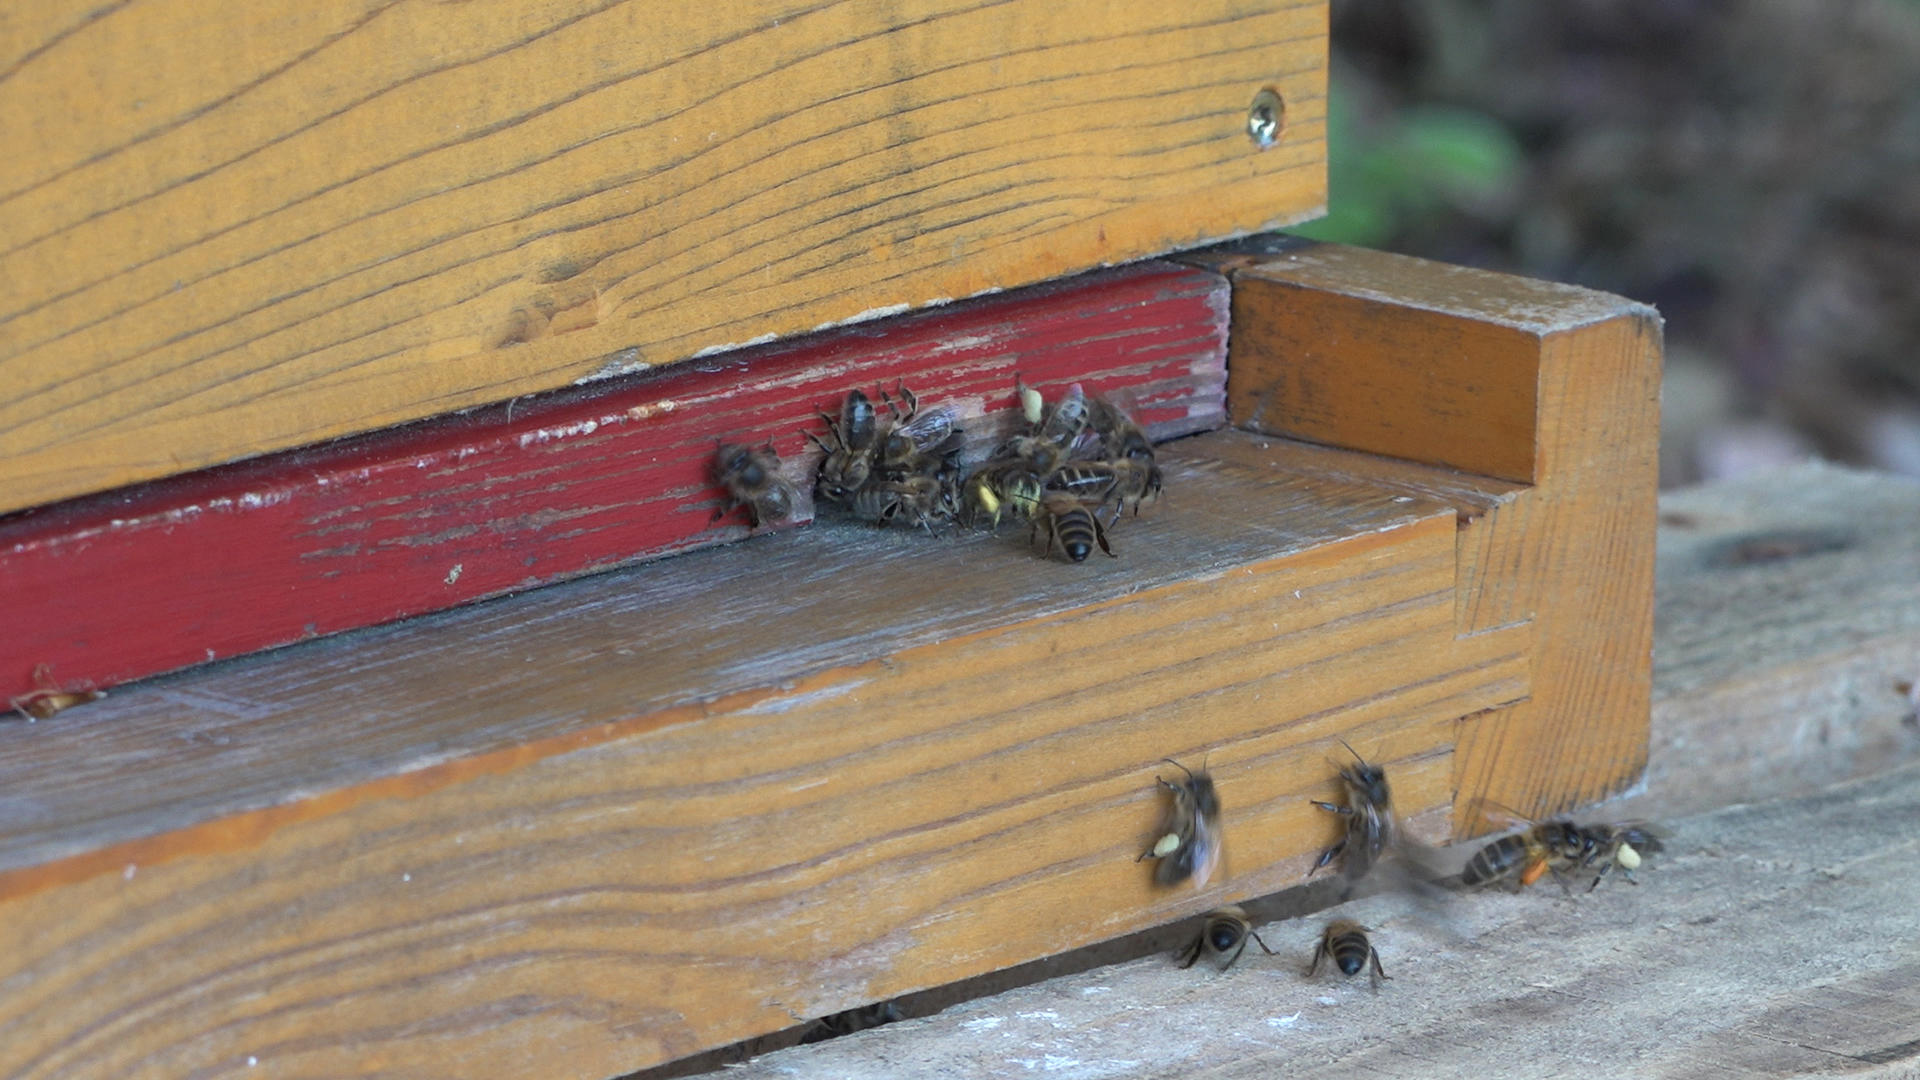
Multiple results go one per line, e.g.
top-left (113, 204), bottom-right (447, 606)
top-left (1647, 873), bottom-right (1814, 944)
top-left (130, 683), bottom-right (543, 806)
top-left (960, 1016), bottom-right (1004, 1032)
top-left (123, 863), bottom-right (137, 881)
top-left (248, 1057), bottom-right (258, 1067)
top-left (1079, 986), bottom-right (1110, 995)
top-left (518, 419), bottom-right (600, 448)
top-left (691, 334), bottom-right (778, 360)
top-left (628, 399), bottom-right (679, 420)
top-left (1392, 495), bottom-right (1414, 503)
top-left (1267, 1012), bottom-right (1301, 1027)
top-left (738, 681), bottom-right (867, 716)
top-left (813, 303), bottom-right (912, 334)
top-left (930, 333), bottom-right (1000, 354)
top-left (444, 563), bottom-right (463, 586)
top-left (237, 491), bottom-right (288, 510)
top-left (575, 349), bottom-right (648, 385)
top-left (402, 872), bottom-right (412, 882)
top-left (1040, 1056), bottom-right (1082, 1071)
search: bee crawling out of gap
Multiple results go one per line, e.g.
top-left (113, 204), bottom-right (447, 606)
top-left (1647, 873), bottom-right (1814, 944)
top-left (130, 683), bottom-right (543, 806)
top-left (1180, 905), bottom-right (1273, 971)
top-left (1308, 739), bottom-right (1398, 883)
top-left (9, 663), bottom-right (106, 722)
top-left (1138, 757), bottom-right (1221, 889)
top-left (1307, 919), bottom-right (1389, 990)
top-left (711, 441), bottom-right (799, 529)
top-left (798, 1001), bottom-right (903, 1044)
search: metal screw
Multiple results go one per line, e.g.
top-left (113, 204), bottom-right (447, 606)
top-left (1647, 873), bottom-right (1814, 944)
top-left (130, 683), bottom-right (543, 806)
top-left (1247, 87), bottom-right (1284, 149)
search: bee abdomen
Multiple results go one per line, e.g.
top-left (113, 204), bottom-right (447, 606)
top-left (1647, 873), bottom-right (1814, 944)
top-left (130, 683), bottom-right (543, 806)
top-left (1329, 930), bottom-right (1372, 975)
top-left (1054, 506), bottom-right (1100, 561)
top-left (1461, 835), bottom-right (1528, 886)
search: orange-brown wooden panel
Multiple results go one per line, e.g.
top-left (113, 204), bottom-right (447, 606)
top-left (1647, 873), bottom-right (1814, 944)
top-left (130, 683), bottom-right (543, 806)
top-left (0, 0), bottom-right (1328, 515)
top-left (0, 432), bottom-right (1525, 1078)
top-left (1222, 243), bottom-right (1662, 823)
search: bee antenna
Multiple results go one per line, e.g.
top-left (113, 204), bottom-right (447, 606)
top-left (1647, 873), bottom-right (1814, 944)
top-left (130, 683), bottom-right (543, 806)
top-left (1336, 737), bottom-right (1365, 764)
top-left (1160, 757), bottom-right (1195, 781)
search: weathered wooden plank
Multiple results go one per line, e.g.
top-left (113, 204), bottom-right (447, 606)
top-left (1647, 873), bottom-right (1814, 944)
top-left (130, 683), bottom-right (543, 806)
top-left (1220, 243), bottom-right (1662, 824)
top-left (1642, 462), bottom-right (1920, 817)
top-left (714, 760), bottom-right (1920, 1080)
top-left (0, 431), bottom-right (1526, 1078)
top-left (0, 0), bottom-right (1328, 514)
top-left (693, 463), bottom-right (1920, 1080)
top-left (0, 261), bottom-right (1228, 703)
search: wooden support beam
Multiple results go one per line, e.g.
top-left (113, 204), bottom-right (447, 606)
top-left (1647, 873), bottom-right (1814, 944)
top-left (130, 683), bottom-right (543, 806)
top-left (0, 261), bottom-right (1228, 703)
top-left (0, 431), bottom-right (1526, 1079)
top-left (1218, 243), bottom-right (1663, 822)
top-left (0, 0), bottom-right (1328, 514)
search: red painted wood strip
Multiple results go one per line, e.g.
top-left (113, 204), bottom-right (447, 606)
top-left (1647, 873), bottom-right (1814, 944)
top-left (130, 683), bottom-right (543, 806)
top-left (2, 261), bottom-right (1228, 702)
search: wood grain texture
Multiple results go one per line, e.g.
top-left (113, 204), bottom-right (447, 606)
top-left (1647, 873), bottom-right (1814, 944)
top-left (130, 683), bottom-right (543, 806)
top-left (1221, 244), bottom-right (1662, 826)
top-left (0, 0), bottom-right (1328, 515)
top-left (0, 431), bottom-right (1526, 1078)
top-left (1638, 462), bottom-right (1920, 817)
top-left (0, 261), bottom-right (1228, 703)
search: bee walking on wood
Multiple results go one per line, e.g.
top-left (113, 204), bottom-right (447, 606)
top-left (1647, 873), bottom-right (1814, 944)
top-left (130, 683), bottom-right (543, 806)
top-left (1307, 919), bottom-right (1389, 989)
top-left (1180, 905), bottom-right (1273, 971)
top-left (1459, 802), bottom-right (1664, 893)
top-left (9, 664), bottom-right (105, 722)
top-left (711, 442), bottom-right (799, 529)
top-left (806, 388), bottom-right (882, 505)
top-left (1138, 757), bottom-right (1221, 888)
top-left (1031, 493), bottom-right (1114, 562)
top-left (1308, 740), bottom-right (1398, 882)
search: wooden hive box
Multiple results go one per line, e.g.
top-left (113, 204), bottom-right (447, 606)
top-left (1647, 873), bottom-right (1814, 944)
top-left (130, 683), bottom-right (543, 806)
top-left (0, 4), bottom-right (1660, 1077)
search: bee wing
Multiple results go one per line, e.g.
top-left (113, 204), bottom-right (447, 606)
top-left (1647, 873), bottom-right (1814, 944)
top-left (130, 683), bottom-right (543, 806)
top-left (894, 403), bottom-right (961, 449)
top-left (1464, 796), bottom-right (1541, 834)
top-left (1174, 807), bottom-right (1222, 889)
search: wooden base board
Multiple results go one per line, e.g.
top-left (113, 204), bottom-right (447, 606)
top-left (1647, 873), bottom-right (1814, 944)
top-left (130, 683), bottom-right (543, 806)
top-left (0, 431), bottom-right (1526, 1079)
top-left (1207, 242), bottom-right (1662, 826)
top-left (1, 261), bottom-right (1228, 704)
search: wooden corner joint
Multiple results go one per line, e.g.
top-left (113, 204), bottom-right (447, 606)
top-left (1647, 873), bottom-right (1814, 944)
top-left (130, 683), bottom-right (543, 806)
top-left (1219, 242), bottom-right (1663, 829)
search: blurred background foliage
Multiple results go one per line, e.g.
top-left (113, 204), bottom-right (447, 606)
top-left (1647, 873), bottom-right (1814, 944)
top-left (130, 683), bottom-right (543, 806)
top-left (1293, 0), bottom-right (1920, 486)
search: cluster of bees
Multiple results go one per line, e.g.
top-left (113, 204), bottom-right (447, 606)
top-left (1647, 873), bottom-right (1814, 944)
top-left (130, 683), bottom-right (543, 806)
top-left (1142, 742), bottom-right (1664, 984)
top-left (712, 376), bottom-right (1162, 562)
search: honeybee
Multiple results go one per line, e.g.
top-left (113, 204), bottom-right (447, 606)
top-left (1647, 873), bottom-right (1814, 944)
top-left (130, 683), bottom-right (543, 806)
top-left (1031, 493), bottom-right (1114, 562)
top-left (1002, 380), bottom-right (1089, 476)
top-left (1458, 803), bottom-right (1663, 893)
top-left (1046, 458), bottom-right (1161, 524)
top-left (1308, 740), bottom-right (1398, 882)
top-left (875, 387), bottom-right (964, 479)
top-left (1085, 393), bottom-right (1154, 466)
top-left (1138, 757), bottom-right (1221, 888)
top-left (1307, 919), bottom-right (1389, 989)
top-left (807, 389), bottom-right (881, 504)
top-left (711, 442), bottom-right (798, 529)
top-left (964, 458), bottom-right (1045, 530)
top-left (1179, 905), bottom-right (1274, 971)
top-left (9, 664), bottom-right (105, 721)
top-left (850, 474), bottom-right (959, 535)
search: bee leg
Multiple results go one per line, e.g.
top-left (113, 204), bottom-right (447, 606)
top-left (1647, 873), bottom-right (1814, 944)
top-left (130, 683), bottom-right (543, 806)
top-left (1306, 945), bottom-right (1327, 979)
top-left (1220, 936), bottom-right (1248, 971)
top-left (1309, 836), bottom-right (1346, 876)
top-left (1178, 933), bottom-right (1206, 970)
top-left (1248, 929), bottom-right (1276, 956)
top-left (1311, 799), bottom-right (1356, 817)
top-left (1368, 947), bottom-right (1390, 990)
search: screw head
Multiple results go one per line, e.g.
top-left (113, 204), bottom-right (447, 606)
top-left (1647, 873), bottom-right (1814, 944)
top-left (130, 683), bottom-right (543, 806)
top-left (1247, 87), bottom-right (1284, 149)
